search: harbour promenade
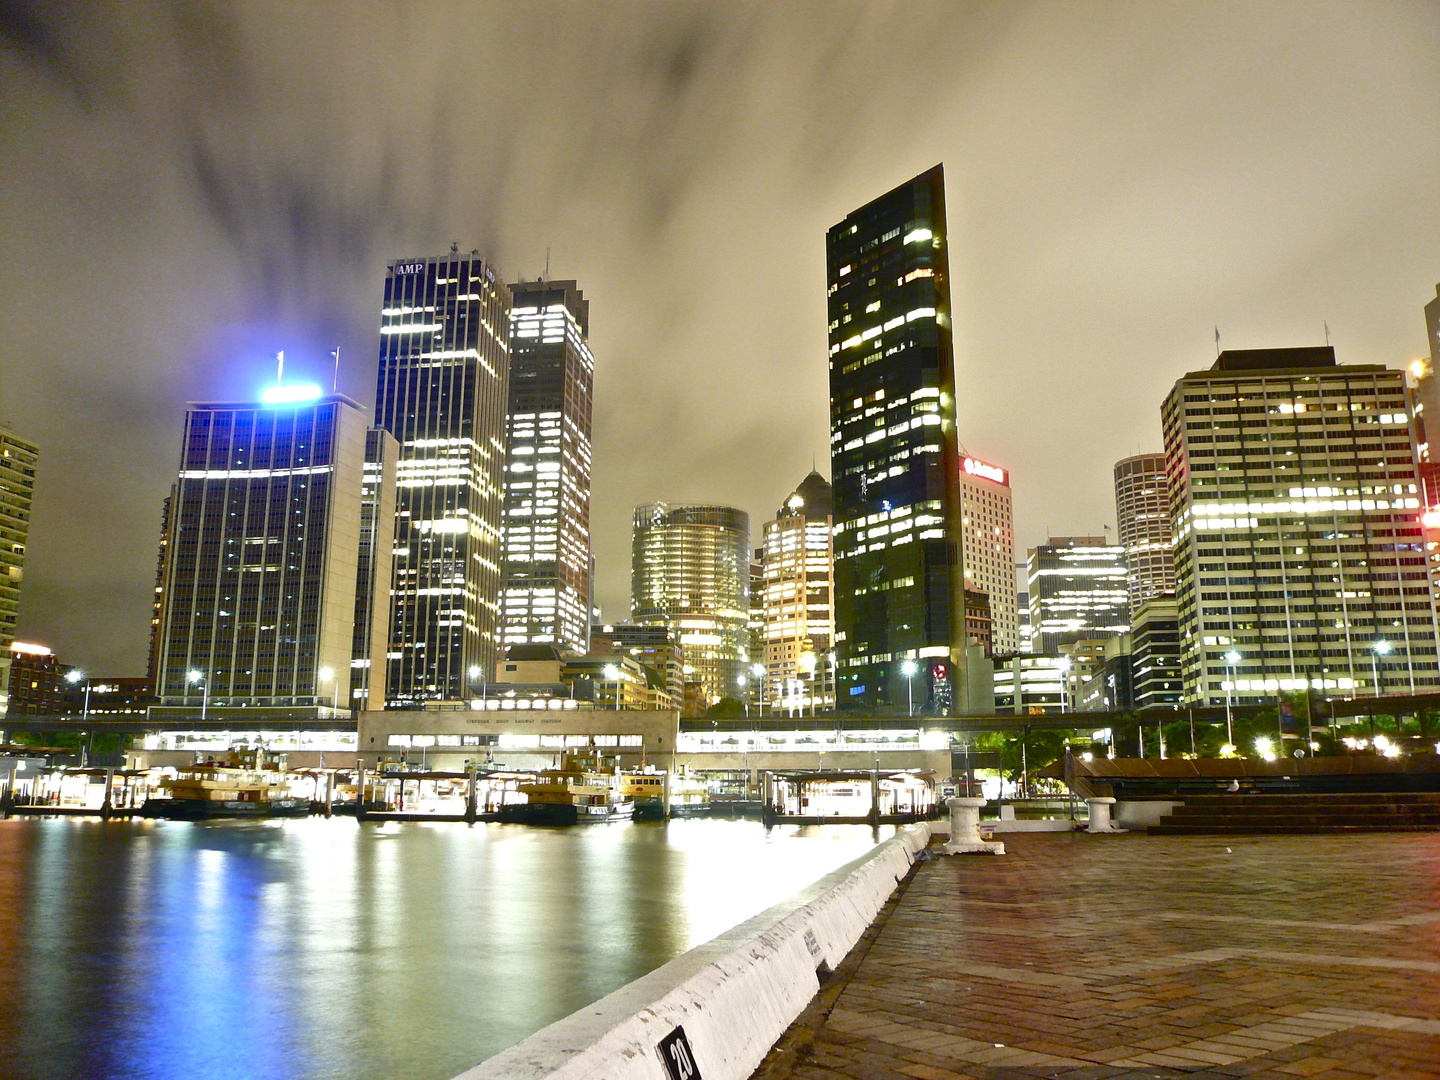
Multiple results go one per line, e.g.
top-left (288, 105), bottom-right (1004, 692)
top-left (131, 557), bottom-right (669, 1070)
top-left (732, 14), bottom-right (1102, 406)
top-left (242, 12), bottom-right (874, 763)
top-left (752, 832), bottom-right (1440, 1080)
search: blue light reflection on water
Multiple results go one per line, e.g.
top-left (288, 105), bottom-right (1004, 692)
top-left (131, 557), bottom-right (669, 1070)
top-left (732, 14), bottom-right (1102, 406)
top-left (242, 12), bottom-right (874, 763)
top-left (0, 817), bottom-right (889, 1080)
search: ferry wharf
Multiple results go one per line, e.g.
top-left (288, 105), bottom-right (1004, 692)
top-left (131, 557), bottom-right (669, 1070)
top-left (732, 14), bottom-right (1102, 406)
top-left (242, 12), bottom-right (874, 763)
top-left (751, 831), bottom-right (1440, 1080)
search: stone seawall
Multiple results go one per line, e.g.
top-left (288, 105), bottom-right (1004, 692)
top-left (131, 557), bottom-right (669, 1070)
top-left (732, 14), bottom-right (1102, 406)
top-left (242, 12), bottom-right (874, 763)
top-left (455, 822), bottom-right (936, 1080)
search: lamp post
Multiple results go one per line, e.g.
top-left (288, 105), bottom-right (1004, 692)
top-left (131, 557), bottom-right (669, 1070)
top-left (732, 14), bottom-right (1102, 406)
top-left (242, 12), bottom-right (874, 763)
top-left (1371, 639), bottom-right (1390, 698)
top-left (1371, 640), bottom-right (1391, 738)
top-left (318, 666), bottom-right (335, 710)
top-left (827, 651), bottom-right (837, 714)
top-left (750, 662), bottom-right (765, 716)
top-left (737, 674), bottom-right (748, 717)
top-left (900, 659), bottom-right (919, 717)
top-left (603, 663), bottom-right (622, 711)
top-left (65, 670), bottom-right (92, 767)
top-left (800, 653), bottom-right (817, 717)
top-left (467, 663), bottom-right (487, 708)
top-left (1224, 649), bottom-right (1241, 748)
top-left (1057, 658), bottom-right (1071, 714)
top-left (187, 669), bottom-right (208, 722)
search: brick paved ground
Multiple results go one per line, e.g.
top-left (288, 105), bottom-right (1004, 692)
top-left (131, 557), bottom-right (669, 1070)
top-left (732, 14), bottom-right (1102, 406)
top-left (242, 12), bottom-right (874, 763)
top-left (753, 832), bottom-right (1440, 1080)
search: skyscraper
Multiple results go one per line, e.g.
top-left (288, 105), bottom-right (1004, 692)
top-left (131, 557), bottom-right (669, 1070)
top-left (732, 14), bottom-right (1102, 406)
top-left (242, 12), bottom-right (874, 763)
top-left (152, 390), bottom-right (368, 715)
top-left (375, 253), bottom-right (512, 704)
top-left (761, 471), bottom-right (836, 712)
top-left (1114, 452), bottom-right (1175, 610)
top-left (0, 427), bottom-right (37, 715)
top-left (350, 429), bottom-right (398, 710)
top-left (1162, 346), bottom-right (1440, 705)
top-left (959, 455), bottom-right (1017, 655)
top-left (826, 165), bottom-right (965, 714)
top-left (1026, 537), bottom-right (1130, 654)
top-left (631, 503), bottom-right (750, 705)
top-left (500, 280), bottom-right (594, 655)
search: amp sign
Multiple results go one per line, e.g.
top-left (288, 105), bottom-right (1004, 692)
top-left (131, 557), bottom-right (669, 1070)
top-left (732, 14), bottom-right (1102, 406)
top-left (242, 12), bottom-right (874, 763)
top-left (961, 457), bottom-right (1006, 485)
top-left (393, 261), bottom-right (426, 276)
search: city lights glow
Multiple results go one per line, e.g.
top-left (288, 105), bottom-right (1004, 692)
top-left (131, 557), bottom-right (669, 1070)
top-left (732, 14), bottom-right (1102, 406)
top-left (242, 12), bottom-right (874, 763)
top-left (261, 383), bottom-right (323, 405)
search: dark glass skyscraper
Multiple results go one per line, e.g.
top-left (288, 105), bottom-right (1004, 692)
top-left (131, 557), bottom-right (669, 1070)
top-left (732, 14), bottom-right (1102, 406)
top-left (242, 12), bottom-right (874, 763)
top-left (500, 280), bottom-right (594, 655)
top-left (375, 253), bottom-right (512, 704)
top-left (826, 166), bottom-right (966, 714)
top-left (154, 393), bottom-right (369, 714)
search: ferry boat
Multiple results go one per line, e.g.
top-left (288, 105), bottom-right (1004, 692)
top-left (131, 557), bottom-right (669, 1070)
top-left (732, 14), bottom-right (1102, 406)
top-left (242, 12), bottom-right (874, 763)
top-left (622, 767), bottom-right (711, 820)
top-left (500, 752), bottom-right (634, 825)
top-left (143, 749), bottom-right (310, 819)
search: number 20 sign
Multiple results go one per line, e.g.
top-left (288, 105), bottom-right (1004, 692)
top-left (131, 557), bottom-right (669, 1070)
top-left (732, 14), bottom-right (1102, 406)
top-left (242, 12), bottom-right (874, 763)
top-left (656, 1025), bottom-right (702, 1080)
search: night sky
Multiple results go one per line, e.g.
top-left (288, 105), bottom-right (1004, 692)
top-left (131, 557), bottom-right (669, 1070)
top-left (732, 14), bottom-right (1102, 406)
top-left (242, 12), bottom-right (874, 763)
top-left (3, 2), bottom-right (1439, 675)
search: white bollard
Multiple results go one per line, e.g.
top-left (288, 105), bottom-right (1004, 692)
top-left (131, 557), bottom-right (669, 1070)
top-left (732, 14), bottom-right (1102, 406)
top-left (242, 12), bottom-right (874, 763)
top-left (941, 796), bottom-right (1005, 855)
top-left (1086, 796), bottom-right (1125, 834)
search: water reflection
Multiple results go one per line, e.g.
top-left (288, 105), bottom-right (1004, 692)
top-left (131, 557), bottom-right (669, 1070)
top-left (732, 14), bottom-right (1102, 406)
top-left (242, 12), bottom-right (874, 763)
top-left (0, 817), bottom-right (886, 1080)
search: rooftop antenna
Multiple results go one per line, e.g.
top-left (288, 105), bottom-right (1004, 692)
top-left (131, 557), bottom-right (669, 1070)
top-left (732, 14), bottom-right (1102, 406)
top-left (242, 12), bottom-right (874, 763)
top-left (331, 347), bottom-right (340, 393)
top-left (1214, 327), bottom-right (1221, 358)
top-left (543, 246), bottom-right (550, 282)
top-left (450, 240), bottom-right (459, 255)
top-left (1324, 321), bottom-right (1331, 347)
top-left (276, 350), bottom-right (284, 387)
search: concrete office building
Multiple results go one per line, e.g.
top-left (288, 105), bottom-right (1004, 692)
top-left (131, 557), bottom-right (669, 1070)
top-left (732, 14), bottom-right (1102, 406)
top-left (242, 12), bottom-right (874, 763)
top-left (760, 471), bottom-right (836, 713)
top-left (0, 426), bottom-right (38, 714)
top-left (1114, 453), bottom-right (1175, 610)
top-left (1130, 595), bottom-right (1182, 710)
top-left (827, 165), bottom-right (966, 714)
top-left (350, 429), bottom-right (399, 711)
top-left (959, 455), bottom-right (1016, 655)
top-left (1162, 346), bottom-right (1440, 705)
top-left (500, 280), bottom-right (594, 656)
top-left (152, 390), bottom-right (369, 717)
top-left (631, 503), bottom-right (750, 706)
top-left (1027, 537), bottom-right (1130, 654)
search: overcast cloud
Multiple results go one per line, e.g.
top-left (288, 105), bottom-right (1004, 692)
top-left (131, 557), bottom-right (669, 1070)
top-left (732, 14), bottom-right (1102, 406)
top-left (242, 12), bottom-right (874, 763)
top-left (3, 1), bottom-right (1439, 673)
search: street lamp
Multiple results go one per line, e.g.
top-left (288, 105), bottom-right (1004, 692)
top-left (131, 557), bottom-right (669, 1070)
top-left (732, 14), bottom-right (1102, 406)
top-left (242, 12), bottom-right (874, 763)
top-left (1223, 649), bottom-right (1241, 747)
top-left (64, 669), bottom-right (91, 723)
top-left (737, 673), bottom-right (748, 717)
top-left (318, 666), bottom-right (335, 710)
top-left (187, 669), bottom-right (208, 722)
top-left (1371, 639), bottom-right (1391, 698)
top-left (750, 662), bottom-right (765, 716)
top-left (1057, 658), bottom-right (1071, 714)
top-left (603, 663), bottom-right (622, 710)
top-left (467, 663), bottom-right (487, 707)
top-left (800, 653), bottom-right (817, 717)
top-left (900, 658), bottom-right (919, 717)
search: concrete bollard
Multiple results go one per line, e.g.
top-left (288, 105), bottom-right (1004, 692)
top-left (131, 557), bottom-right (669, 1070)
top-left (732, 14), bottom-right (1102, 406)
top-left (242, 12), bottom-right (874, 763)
top-left (941, 797), bottom-right (1005, 855)
top-left (1085, 796), bottom-right (1125, 834)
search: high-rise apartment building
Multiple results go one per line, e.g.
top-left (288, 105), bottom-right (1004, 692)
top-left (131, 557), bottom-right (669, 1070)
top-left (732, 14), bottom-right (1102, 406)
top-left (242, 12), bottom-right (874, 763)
top-left (1027, 537), bottom-right (1130, 654)
top-left (0, 427), bottom-right (37, 715)
top-left (375, 253), bottom-right (512, 704)
top-left (0, 427), bottom-right (38, 652)
top-left (760, 471), bottom-right (836, 712)
top-left (959, 455), bottom-right (1016, 655)
top-left (500, 280), bottom-right (594, 655)
top-left (1162, 346), bottom-right (1440, 705)
top-left (153, 391), bottom-right (369, 715)
top-left (826, 165), bottom-right (965, 714)
top-left (350, 429), bottom-right (398, 711)
top-left (631, 503), bottom-right (750, 705)
top-left (1114, 453), bottom-right (1175, 610)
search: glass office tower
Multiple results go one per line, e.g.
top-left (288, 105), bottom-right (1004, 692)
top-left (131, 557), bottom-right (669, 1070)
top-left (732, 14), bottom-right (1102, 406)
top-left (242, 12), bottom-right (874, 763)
top-left (1114, 453), bottom-right (1175, 611)
top-left (375, 253), bottom-right (512, 704)
top-left (154, 392), bottom-right (369, 714)
top-left (826, 165), bottom-right (966, 714)
top-left (500, 280), bottom-right (594, 655)
top-left (631, 503), bottom-right (750, 706)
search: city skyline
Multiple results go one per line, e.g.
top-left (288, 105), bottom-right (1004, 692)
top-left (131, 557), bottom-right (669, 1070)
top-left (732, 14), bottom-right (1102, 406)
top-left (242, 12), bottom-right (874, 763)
top-left (4, 4), bottom-right (1440, 673)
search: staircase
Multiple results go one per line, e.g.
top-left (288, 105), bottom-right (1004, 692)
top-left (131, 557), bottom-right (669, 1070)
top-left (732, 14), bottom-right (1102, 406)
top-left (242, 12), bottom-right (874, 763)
top-left (1149, 792), bottom-right (1440, 835)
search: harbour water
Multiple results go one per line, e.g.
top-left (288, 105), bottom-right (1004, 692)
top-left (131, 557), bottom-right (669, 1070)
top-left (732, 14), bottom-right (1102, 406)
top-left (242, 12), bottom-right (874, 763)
top-left (0, 816), bottom-right (891, 1080)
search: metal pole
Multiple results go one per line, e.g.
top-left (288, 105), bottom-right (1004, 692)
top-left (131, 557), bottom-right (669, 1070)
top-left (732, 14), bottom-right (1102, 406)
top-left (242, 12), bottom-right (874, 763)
top-left (1224, 665), bottom-right (1234, 745)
